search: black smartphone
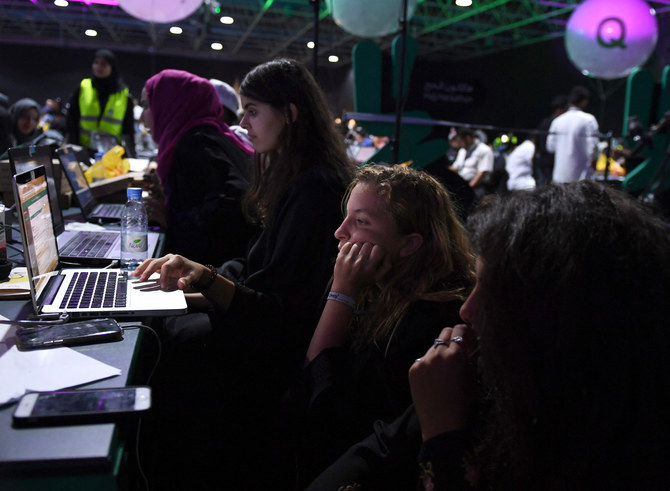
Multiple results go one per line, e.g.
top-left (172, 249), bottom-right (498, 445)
top-left (14, 318), bottom-right (123, 350)
top-left (12, 386), bottom-right (151, 427)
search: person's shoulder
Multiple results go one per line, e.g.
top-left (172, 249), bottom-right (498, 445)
top-left (293, 164), bottom-right (349, 190)
top-left (283, 165), bottom-right (349, 206)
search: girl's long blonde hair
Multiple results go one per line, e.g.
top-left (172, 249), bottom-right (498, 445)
top-left (348, 165), bottom-right (476, 352)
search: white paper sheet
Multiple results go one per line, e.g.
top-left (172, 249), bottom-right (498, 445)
top-left (0, 315), bottom-right (121, 405)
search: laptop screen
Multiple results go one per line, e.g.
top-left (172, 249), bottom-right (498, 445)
top-left (58, 148), bottom-right (97, 212)
top-left (8, 146), bottom-right (65, 235)
top-left (14, 166), bottom-right (60, 307)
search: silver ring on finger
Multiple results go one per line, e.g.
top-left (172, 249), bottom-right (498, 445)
top-left (450, 335), bottom-right (464, 345)
top-left (433, 338), bottom-right (449, 348)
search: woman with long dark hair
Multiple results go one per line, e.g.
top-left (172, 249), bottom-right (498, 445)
top-left (135, 58), bottom-right (356, 489)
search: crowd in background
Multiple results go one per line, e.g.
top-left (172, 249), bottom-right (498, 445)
top-left (1, 50), bottom-right (669, 491)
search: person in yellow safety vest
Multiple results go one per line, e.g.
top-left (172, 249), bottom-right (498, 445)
top-left (66, 49), bottom-right (135, 157)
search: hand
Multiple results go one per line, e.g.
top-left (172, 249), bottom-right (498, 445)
top-left (332, 241), bottom-right (392, 298)
top-left (132, 254), bottom-right (207, 292)
top-left (409, 324), bottom-right (477, 441)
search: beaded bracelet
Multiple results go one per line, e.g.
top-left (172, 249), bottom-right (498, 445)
top-left (196, 264), bottom-right (218, 292)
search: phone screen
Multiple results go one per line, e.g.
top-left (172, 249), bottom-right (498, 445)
top-left (32, 389), bottom-right (136, 416)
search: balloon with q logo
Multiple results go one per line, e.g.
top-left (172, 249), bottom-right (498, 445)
top-left (327, 0), bottom-right (418, 38)
top-left (565, 0), bottom-right (658, 80)
top-left (119, 0), bottom-right (203, 23)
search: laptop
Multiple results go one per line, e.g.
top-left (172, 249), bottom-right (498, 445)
top-left (12, 165), bottom-right (187, 318)
top-left (8, 145), bottom-right (159, 264)
top-left (55, 146), bottom-right (125, 222)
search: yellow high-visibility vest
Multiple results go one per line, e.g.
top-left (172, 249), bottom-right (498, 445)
top-left (78, 78), bottom-right (128, 148)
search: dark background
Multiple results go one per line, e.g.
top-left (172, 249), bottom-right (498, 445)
top-left (1, 32), bottom-right (668, 142)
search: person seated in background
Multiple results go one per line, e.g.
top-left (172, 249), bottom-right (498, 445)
top-left (449, 127), bottom-right (494, 201)
top-left (66, 49), bottom-right (135, 157)
top-left (8, 98), bottom-right (41, 148)
top-left (307, 181), bottom-right (670, 490)
top-left (140, 69), bottom-right (256, 266)
top-left (38, 98), bottom-right (67, 136)
top-left (0, 93), bottom-right (13, 154)
top-left (134, 58), bottom-right (356, 490)
top-left (287, 164), bottom-right (475, 487)
top-left (209, 77), bottom-right (251, 146)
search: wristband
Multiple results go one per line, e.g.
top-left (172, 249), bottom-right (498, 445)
top-left (196, 264), bottom-right (218, 292)
top-left (327, 291), bottom-right (356, 309)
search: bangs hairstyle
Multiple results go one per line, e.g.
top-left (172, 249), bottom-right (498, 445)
top-left (348, 165), bottom-right (475, 350)
top-left (239, 58), bottom-right (354, 224)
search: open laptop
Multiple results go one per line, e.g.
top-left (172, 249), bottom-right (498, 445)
top-left (55, 146), bottom-right (124, 222)
top-left (8, 145), bottom-right (159, 264)
top-left (12, 165), bottom-right (187, 318)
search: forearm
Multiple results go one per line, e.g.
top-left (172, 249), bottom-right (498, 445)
top-left (198, 269), bottom-right (237, 311)
top-left (469, 171), bottom-right (487, 188)
top-left (305, 298), bottom-right (353, 363)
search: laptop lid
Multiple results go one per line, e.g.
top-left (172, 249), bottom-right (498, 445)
top-left (8, 145), bottom-right (65, 235)
top-left (13, 166), bottom-right (187, 318)
top-left (12, 165), bottom-right (61, 314)
top-left (55, 146), bottom-right (99, 219)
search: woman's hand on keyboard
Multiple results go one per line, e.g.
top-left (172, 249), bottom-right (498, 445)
top-left (133, 254), bottom-right (206, 292)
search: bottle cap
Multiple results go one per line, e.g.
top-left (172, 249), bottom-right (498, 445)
top-left (127, 187), bottom-right (142, 200)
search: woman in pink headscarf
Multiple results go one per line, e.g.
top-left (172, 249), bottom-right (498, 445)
top-left (141, 69), bottom-right (256, 265)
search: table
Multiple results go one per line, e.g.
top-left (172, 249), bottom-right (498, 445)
top-left (0, 202), bottom-right (165, 489)
top-left (0, 317), bottom-right (148, 490)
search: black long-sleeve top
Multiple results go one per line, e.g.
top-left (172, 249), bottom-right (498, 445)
top-left (289, 298), bottom-right (464, 487)
top-left (164, 126), bottom-right (255, 266)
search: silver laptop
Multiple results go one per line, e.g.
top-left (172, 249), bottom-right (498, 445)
top-left (13, 165), bottom-right (187, 318)
top-left (8, 145), bottom-right (159, 264)
top-left (55, 146), bottom-right (125, 222)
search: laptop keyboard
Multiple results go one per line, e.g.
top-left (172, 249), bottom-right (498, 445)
top-left (60, 231), bottom-right (118, 258)
top-left (59, 271), bottom-right (128, 309)
top-left (93, 204), bottom-right (124, 218)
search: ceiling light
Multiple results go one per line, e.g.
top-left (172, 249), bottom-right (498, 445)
top-left (307, 41), bottom-right (315, 49)
top-left (85, 29), bottom-right (98, 36)
top-left (455, 0), bottom-right (472, 6)
top-left (211, 42), bottom-right (223, 50)
top-left (328, 55), bottom-right (339, 63)
top-left (54, 0), bottom-right (69, 6)
top-left (170, 26), bottom-right (183, 34)
top-left (220, 16), bottom-right (234, 24)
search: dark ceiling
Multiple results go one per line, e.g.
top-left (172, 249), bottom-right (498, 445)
top-left (2, 0), bottom-right (670, 68)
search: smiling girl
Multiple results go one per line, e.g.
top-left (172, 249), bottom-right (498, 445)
top-left (290, 164), bottom-right (476, 486)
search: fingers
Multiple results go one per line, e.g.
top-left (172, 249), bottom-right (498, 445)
top-left (133, 256), bottom-right (166, 280)
top-left (411, 324), bottom-right (474, 370)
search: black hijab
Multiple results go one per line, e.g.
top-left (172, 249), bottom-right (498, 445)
top-left (9, 98), bottom-right (41, 144)
top-left (91, 49), bottom-right (126, 95)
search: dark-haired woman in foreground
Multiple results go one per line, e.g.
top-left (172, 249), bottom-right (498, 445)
top-left (308, 181), bottom-right (670, 490)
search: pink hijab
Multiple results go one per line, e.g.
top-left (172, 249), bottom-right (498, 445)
top-left (145, 69), bottom-right (253, 192)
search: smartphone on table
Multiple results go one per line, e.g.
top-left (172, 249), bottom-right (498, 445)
top-left (14, 318), bottom-right (123, 351)
top-left (12, 386), bottom-right (151, 427)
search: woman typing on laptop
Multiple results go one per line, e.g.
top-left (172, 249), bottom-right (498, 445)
top-left (133, 58), bottom-right (355, 489)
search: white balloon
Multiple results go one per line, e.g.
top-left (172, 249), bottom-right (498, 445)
top-left (565, 0), bottom-right (658, 80)
top-left (327, 0), bottom-right (418, 38)
top-left (119, 0), bottom-right (203, 24)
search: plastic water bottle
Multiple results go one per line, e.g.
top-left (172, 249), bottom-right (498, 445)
top-left (120, 187), bottom-right (148, 271)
